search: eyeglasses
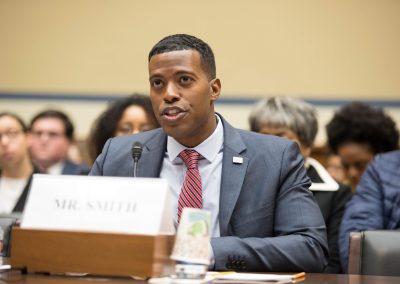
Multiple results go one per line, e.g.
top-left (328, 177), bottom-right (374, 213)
top-left (0, 130), bottom-right (23, 141)
top-left (31, 130), bottom-right (65, 139)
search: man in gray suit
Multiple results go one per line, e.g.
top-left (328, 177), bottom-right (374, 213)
top-left (90, 34), bottom-right (328, 272)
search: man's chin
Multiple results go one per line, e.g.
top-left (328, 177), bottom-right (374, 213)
top-left (164, 127), bottom-right (184, 140)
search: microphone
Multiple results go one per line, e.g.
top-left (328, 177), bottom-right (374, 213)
top-left (131, 141), bottom-right (143, 177)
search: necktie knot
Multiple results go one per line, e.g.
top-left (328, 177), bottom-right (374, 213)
top-left (179, 149), bottom-right (200, 169)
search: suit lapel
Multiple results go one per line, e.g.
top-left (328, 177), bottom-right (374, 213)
top-left (137, 130), bottom-right (167, 178)
top-left (134, 119), bottom-right (249, 235)
top-left (219, 117), bottom-right (248, 236)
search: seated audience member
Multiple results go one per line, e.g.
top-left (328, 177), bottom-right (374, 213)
top-left (339, 150), bottom-right (400, 272)
top-left (90, 34), bottom-right (328, 272)
top-left (326, 153), bottom-right (350, 187)
top-left (249, 96), bottom-right (353, 273)
top-left (88, 93), bottom-right (159, 163)
top-left (326, 102), bottom-right (399, 190)
top-left (29, 110), bottom-right (89, 175)
top-left (0, 113), bottom-right (38, 214)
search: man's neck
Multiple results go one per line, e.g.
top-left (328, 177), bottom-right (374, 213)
top-left (175, 113), bottom-right (218, 148)
top-left (43, 160), bottom-right (66, 175)
top-left (34, 159), bottom-right (59, 173)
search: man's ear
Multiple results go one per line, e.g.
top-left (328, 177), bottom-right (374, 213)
top-left (209, 78), bottom-right (221, 102)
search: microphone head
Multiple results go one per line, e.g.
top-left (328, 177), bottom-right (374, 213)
top-left (131, 141), bottom-right (143, 161)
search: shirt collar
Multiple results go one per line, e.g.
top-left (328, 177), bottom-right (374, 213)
top-left (46, 161), bottom-right (65, 175)
top-left (167, 114), bottom-right (224, 163)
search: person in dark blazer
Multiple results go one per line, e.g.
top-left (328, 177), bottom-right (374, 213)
top-left (249, 96), bottom-right (353, 273)
top-left (28, 110), bottom-right (89, 175)
top-left (90, 34), bottom-right (328, 272)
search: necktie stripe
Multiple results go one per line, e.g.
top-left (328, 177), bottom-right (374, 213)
top-left (180, 196), bottom-right (198, 208)
top-left (186, 174), bottom-right (202, 188)
top-left (177, 149), bottom-right (203, 222)
top-left (182, 188), bottom-right (202, 204)
top-left (180, 184), bottom-right (202, 203)
top-left (179, 193), bottom-right (200, 208)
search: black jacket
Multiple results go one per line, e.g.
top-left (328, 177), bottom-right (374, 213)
top-left (306, 158), bottom-right (353, 273)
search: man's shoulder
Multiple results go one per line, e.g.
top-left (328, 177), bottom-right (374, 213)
top-left (107, 128), bottom-right (165, 146)
top-left (235, 128), bottom-right (293, 149)
top-left (218, 114), bottom-right (294, 152)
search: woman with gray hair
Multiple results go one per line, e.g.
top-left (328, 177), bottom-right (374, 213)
top-left (249, 96), bottom-right (353, 273)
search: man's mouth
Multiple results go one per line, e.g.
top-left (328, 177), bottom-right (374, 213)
top-left (161, 107), bottom-right (187, 122)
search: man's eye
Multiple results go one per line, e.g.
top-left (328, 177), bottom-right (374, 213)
top-left (180, 76), bottom-right (192, 84)
top-left (151, 79), bottom-right (163, 88)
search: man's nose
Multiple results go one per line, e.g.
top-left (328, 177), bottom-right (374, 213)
top-left (38, 133), bottom-right (50, 141)
top-left (163, 83), bottom-right (180, 102)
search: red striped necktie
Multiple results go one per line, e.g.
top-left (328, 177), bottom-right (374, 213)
top-left (177, 149), bottom-right (203, 223)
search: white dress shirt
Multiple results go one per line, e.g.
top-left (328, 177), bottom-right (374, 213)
top-left (46, 161), bottom-right (65, 175)
top-left (160, 115), bottom-right (224, 237)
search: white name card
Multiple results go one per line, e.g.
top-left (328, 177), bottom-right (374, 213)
top-left (21, 174), bottom-right (175, 235)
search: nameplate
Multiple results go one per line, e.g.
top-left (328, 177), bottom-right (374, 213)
top-left (21, 174), bottom-right (174, 235)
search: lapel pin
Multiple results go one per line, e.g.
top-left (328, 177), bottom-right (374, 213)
top-left (233, 156), bottom-right (243, 164)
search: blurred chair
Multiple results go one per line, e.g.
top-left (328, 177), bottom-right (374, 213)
top-left (0, 216), bottom-right (18, 257)
top-left (348, 230), bottom-right (400, 276)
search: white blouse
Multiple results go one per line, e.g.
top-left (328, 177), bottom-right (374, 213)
top-left (0, 177), bottom-right (28, 214)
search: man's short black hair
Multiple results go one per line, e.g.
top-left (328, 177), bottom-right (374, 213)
top-left (148, 34), bottom-right (216, 80)
top-left (30, 110), bottom-right (74, 140)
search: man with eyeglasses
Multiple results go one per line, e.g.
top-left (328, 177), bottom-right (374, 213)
top-left (28, 110), bottom-right (89, 175)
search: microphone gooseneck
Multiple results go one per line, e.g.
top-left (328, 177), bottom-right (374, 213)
top-left (131, 141), bottom-right (143, 177)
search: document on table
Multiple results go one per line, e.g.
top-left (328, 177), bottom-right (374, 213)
top-left (148, 272), bottom-right (306, 284)
top-left (210, 272), bottom-right (306, 283)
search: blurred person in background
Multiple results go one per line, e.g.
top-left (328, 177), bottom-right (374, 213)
top-left (29, 110), bottom-right (89, 175)
top-left (0, 112), bottom-right (38, 214)
top-left (325, 153), bottom-right (350, 186)
top-left (326, 102), bottom-right (399, 190)
top-left (249, 96), bottom-right (353, 273)
top-left (88, 93), bottom-right (159, 163)
top-left (339, 149), bottom-right (400, 272)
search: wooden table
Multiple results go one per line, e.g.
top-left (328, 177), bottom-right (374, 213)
top-left (2, 271), bottom-right (400, 284)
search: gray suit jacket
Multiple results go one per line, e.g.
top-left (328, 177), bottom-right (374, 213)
top-left (90, 116), bottom-right (328, 272)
